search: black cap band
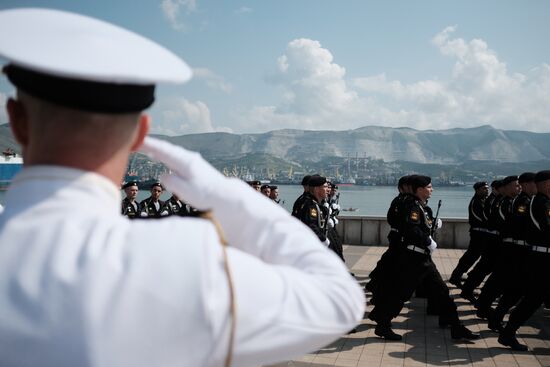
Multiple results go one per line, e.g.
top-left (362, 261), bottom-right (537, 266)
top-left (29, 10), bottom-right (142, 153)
top-left (535, 170), bottom-right (550, 183)
top-left (4, 64), bottom-right (155, 113)
top-left (518, 172), bottom-right (536, 183)
top-left (473, 181), bottom-right (488, 190)
top-left (501, 175), bottom-right (519, 186)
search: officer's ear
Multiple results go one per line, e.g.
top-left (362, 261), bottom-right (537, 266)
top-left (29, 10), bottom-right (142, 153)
top-left (130, 113), bottom-right (150, 152)
top-left (7, 97), bottom-right (29, 147)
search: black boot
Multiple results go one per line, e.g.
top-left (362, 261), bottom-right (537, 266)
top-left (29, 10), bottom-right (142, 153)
top-left (460, 290), bottom-right (477, 304)
top-left (475, 305), bottom-right (491, 319)
top-left (448, 275), bottom-right (462, 288)
top-left (498, 330), bottom-right (528, 351)
top-left (487, 312), bottom-right (504, 332)
top-left (364, 280), bottom-right (376, 292)
top-left (374, 322), bottom-right (402, 341)
top-left (451, 324), bottom-right (480, 340)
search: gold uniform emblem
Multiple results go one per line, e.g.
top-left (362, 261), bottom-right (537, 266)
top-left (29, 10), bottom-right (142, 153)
top-left (517, 205), bottom-right (526, 214)
top-left (410, 211), bottom-right (419, 221)
top-left (310, 208), bottom-right (318, 218)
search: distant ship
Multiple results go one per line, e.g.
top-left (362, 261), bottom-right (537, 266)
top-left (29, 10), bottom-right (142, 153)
top-left (0, 149), bottom-right (23, 190)
top-left (334, 176), bottom-right (356, 186)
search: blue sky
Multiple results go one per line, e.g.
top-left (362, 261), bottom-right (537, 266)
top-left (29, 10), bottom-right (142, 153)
top-left (1, 0), bottom-right (549, 135)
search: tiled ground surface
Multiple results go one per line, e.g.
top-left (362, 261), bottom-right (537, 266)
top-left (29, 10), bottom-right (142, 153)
top-left (268, 245), bottom-right (550, 367)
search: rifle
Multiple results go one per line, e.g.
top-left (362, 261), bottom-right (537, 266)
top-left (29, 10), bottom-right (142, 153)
top-left (431, 200), bottom-right (442, 238)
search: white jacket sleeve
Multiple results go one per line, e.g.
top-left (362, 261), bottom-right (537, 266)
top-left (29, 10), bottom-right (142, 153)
top-left (139, 137), bottom-right (366, 367)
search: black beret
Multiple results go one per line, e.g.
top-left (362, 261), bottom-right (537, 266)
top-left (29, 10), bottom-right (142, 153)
top-left (501, 175), bottom-right (519, 186)
top-left (301, 175), bottom-right (312, 185)
top-left (518, 172), bottom-right (536, 183)
top-left (409, 175), bottom-right (431, 191)
top-left (260, 184), bottom-right (271, 190)
top-left (535, 170), bottom-right (550, 183)
top-left (491, 180), bottom-right (502, 188)
top-left (250, 180), bottom-right (261, 186)
top-left (269, 185), bottom-right (278, 190)
top-left (329, 182), bottom-right (337, 189)
top-left (122, 181), bottom-right (139, 189)
top-left (151, 182), bottom-right (163, 189)
top-left (398, 175), bottom-right (410, 188)
top-left (473, 181), bottom-right (488, 190)
top-left (308, 175), bottom-right (327, 187)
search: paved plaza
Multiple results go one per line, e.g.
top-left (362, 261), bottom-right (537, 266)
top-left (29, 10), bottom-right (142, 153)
top-left (269, 245), bottom-right (550, 367)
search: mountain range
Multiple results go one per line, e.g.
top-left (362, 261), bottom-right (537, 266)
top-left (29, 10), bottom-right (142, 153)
top-left (2, 123), bottom-right (550, 165)
top-left (158, 125), bottom-right (550, 164)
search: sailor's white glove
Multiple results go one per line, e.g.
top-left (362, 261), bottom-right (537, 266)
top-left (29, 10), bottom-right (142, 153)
top-left (160, 210), bottom-right (170, 217)
top-left (139, 137), bottom-right (226, 211)
top-left (435, 218), bottom-right (443, 229)
top-left (331, 203), bottom-right (340, 211)
top-left (327, 218), bottom-right (335, 228)
top-left (323, 202), bottom-right (330, 209)
top-left (334, 217), bottom-right (339, 225)
top-left (428, 236), bottom-right (438, 254)
top-left (140, 211), bottom-right (148, 217)
top-left (323, 238), bottom-right (331, 247)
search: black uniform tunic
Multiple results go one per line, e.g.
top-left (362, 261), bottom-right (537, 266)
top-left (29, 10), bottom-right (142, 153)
top-left (121, 198), bottom-right (141, 219)
top-left (296, 193), bottom-right (328, 242)
top-left (139, 197), bottom-right (166, 218)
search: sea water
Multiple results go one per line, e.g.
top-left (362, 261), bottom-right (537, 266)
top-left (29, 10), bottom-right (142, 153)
top-left (0, 184), bottom-right (472, 218)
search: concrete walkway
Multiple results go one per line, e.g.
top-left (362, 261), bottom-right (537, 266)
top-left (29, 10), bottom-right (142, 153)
top-left (269, 245), bottom-right (550, 367)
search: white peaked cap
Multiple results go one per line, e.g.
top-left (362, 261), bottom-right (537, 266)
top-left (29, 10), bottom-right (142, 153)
top-left (0, 8), bottom-right (192, 85)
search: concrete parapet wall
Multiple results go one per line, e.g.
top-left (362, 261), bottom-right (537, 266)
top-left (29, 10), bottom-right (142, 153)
top-left (337, 216), bottom-right (469, 249)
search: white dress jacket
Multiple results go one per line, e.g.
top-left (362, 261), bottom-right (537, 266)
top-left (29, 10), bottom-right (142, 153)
top-left (0, 166), bottom-right (365, 367)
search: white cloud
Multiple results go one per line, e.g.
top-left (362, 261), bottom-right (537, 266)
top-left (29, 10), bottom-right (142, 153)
top-left (153, 97), bottom-right (232, 135)
top-left (193, 68), bottom-right (233, 93)
top-left (234, 6), bottom-right (252, 15)
top-left (160, 0), bottom-right (197, 31)
top-left (241, 30), bottom-right (550, 133)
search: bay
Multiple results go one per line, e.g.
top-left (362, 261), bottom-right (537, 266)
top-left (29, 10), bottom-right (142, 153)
top-left (0, 184), bottom-right (472, 218)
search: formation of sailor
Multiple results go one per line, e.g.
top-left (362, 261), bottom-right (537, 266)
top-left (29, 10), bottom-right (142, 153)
top-left (443, 171), bottom-right (550, 351)
top-left (368, 175), bottom-right (478, 341)
top-left (497, 170), bottom-right (550, 351)
top-left (0, 8), bottom-right (365, 367)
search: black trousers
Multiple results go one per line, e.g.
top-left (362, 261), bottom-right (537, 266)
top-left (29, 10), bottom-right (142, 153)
top-left (461, 234), bottom-right (500, 294)
top-left (327, 227), bottom-right (345, 262)
top-left (476, 244), bottom-right (530, 311)
top-left (450, 230), bottom-right (487, 281)
top-left (369, 240), bottom-right (401, 283)
top-left (505, 252), bottom-right (550, 333)
top-left (370, 248), bottom-right (459, 326)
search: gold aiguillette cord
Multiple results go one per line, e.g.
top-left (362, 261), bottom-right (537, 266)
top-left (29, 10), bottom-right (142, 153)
top-left (200, 211), bottom-right (236, 367)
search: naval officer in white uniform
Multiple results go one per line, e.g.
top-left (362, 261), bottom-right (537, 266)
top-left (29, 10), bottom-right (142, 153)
top-left (0, 8), bottom-right (365, 367)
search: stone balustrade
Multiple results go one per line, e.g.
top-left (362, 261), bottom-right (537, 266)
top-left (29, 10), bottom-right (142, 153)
top-left (337, 216), bottom-right (470, 249)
